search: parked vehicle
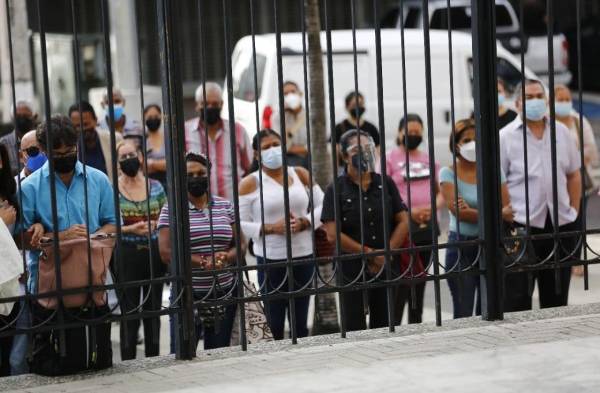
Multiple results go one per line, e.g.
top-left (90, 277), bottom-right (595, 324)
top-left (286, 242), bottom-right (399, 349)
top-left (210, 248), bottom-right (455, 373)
top-left (381, 0), bottom-right (571, 86)
top-left (224, 28), bottom-right (537, 167)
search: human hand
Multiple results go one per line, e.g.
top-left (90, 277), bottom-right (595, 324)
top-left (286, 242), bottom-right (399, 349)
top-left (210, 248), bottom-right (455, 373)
top-left (59, 224), bottom-right (88, 241)
top-left (0, 204), bottom-right (16, 226)
top-left (502, 204), bottom-right (514, 223)
top-left (367, 253), bottom-right (386, 275)
top-left (411, 206), bottom-right (431, 225)
top-left (456, 197), bottom-right (470, 211)
top-left (129, 221), bottom-right (151, 236)
top-left (28, 223), bottom-right (45, 248)
top-left (267, 218), bottom-right (287, 235)
top-left (290, 213), bottom-right (309, 234)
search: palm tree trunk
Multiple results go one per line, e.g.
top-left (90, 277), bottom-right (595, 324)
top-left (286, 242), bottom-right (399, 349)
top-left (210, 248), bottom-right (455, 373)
top-left (305, 0), bottom-right (339, 336)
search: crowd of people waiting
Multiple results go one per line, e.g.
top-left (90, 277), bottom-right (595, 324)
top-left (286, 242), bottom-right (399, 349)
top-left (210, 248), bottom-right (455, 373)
top-left (0, 77), bottom-right (595, 376)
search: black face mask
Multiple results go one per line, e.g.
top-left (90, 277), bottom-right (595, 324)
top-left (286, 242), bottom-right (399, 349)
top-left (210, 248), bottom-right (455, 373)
top-left (187, 176), bottom-right (209, 197)
top-left (120, 157), bottom-right (140, 177)
top-left (200, 107), bottom-right (221, 126)
top-left (404, 135), bottom-right (423, 150)
top-left (349, 106), bottom-right (366, 119)
top-left (15, 115), bottom-right (34, 134)
top-left (53, 153), bottom-right (78, 174)
top-left (145, 118), bottom-right (161, 132)
top-left (350, 153), bottom-right (369, 172)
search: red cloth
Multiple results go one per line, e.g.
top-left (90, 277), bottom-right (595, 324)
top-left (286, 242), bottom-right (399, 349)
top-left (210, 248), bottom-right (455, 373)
top-left (397, 240), bottom-right (425, 277)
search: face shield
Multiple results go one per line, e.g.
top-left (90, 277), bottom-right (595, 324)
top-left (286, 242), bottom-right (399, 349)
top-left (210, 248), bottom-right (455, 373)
top-left (346, 141), bottom-right (376, 173)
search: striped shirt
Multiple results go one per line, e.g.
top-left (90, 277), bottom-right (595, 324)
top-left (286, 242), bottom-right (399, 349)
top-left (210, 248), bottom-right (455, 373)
top-left (120, 179), bottom-right (167, 245)
top-left (184, 117), bottom-right (252, 201)
top-left (157, 196), bottom-right (235, 294)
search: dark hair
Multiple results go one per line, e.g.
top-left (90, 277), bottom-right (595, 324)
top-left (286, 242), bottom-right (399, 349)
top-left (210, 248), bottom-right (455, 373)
top-left (283, 81), bottom-right (299, 90)
top-left (515, 78), bottom-right (546, 100)
top-left (449, 118), bottom-right (476, 155)
top-left (143, 104), bottom-right (162, 116)
top-left (0, 144), bottom-right (16, 200)
top-left (344, 91), bottom-right (364, 108)
top-left (251, 129), bottom-right (281, 151)
top-left (397, 113), bottom-right (424, 145)
top-left (36, 115), bottom-right (79, 150)
top-left (339, 129), bottom-right (373, 156)
top-left (185, 152), bottom-right (212, 172)
top-left (68, 100), bottom-right (97, 120)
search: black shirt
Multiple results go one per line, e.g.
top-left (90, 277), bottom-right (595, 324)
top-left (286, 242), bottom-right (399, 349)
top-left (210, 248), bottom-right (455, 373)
top-left (498, 109), bottom-right (518, 131)
top-left (321, 173), bottom-right (407, 250)
top-left (334, 119), bottom-right (381, 147)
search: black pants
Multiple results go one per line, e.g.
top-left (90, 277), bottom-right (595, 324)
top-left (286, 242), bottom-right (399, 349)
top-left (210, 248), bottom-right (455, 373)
top-left (340, 259), bottom-right (390, 331)
top-left (117, 242), bottom-right (163, 360)
top-left (394, 245), bottom-right (429, 324)
top-left (0, 302), bottom-right (19, 377)
top-left (505, 212), bottom-right (579, 312)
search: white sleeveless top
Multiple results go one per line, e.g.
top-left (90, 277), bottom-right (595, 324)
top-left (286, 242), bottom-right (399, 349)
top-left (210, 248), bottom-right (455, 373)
top-left (239, 167), bottom-right (323, 260)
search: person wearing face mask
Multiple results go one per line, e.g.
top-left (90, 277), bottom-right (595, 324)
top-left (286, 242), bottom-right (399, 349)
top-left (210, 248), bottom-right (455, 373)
top-left (0, 100), bottom-right (38, 177)
top-left (143, 104), bottom-right (168, 189)
top-left (19, 115), bottom-right (117, 374)
top-left (321, 130), bottom-right (410, 331)
top-left (115, 140), bottom-right (166, 360)
top-left (270, 81), bottom-right (309, 168)
top-left (98, 87), bottom-right (143, 139)
top-left (500, 79), bottom-right (582, 311)
top-left (158, 152), bottom-right (239, 351)
top-left (16, 130), bottom-right (46, 182)
top-left (184, 82), bottom-right (252, 201)
top-left (497, 77), bottom-right (518, 130)
top-left (69, 101), bottom-right (123, 182)
top-left (386, 114), bottom-right (440, 324)
top-left (239, 129), bottom-right (324, 339)
top-left (440, 119), bottom-right (513, 318)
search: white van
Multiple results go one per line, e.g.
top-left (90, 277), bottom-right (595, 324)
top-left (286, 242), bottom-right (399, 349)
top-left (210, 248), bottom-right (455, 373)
top-left (224, 28), bottom-right (537, 166)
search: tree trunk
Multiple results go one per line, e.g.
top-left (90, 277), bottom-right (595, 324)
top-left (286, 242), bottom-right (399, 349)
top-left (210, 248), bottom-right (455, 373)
top-left (305, 0), bottom-right (339, 336)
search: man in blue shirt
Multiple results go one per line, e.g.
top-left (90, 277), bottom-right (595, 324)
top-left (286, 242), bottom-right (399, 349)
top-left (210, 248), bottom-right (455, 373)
top-left (19, 115), bottom-right (117, 374)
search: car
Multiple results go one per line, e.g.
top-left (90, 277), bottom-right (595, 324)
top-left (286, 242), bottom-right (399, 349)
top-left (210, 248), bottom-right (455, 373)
top-left (223, 28), bottom-right (538, 167)
top-left (381, 0), bottom-right (572, 86)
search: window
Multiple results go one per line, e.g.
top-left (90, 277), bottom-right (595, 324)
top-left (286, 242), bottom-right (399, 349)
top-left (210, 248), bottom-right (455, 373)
top-left (232, 53), bottom-right (266, 102)
top-left (496, 57), bottom-right (522, 93)
top-left (495, 5), bottom-right (513, 28)
top-left (403, 7), bottom-right (421, 28)
top-left (430, 7), bottom-right (472, 30)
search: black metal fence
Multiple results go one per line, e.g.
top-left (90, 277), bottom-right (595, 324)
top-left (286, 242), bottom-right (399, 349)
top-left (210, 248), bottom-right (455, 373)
top-left (0, 0), bottom-right (597, 369)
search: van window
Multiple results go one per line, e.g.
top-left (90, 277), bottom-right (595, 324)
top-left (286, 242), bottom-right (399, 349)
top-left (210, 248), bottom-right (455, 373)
top-left (403, 7), bottom-right (420, 28)
top-left (429, 5), bottom-right (513, 30)
top-left (232, 53), bottom-right (266, 102)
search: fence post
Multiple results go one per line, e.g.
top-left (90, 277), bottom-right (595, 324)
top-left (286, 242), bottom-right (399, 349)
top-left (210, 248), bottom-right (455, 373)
top-left (156, 0), bottom-right (196, 359)
top-left (471, 0), bottom-right (504, 320)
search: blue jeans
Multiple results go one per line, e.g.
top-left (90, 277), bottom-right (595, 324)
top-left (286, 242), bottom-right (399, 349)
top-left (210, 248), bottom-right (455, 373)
top-left (169, 287), bottom-right (237, 353)
top-left (9, 299), bottom-right (30, 375)
top-left (256, 255), bottom-right (314, 340)
top-left (445, 232), bottom-right (481, 319)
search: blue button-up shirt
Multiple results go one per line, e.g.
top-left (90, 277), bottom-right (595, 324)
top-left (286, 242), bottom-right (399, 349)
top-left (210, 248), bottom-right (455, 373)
top-left (20, 160), bottom-right (117, 293)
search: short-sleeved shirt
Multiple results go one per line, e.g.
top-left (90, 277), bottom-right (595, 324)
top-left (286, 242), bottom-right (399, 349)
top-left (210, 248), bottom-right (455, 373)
top-left (333, 119), bottom-right (380, 147)
top-left (19, 161), bottom-right (117, 293)
top-left (157, 196), bottom-right (235, 294)
top-left (386, 146), bottom-right (439, 208)
top-left (120, 179), bottom-right (166, 245)
top-left (500, 118), bottom-right (581, 228)
top-left (321, 173), bottom-right (407, 251)
top-left (184, 117), bottom-right (253, 201)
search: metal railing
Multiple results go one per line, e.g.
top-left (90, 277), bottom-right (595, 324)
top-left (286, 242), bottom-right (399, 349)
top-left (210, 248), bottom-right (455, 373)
top-left (0, 0), bottom-right (597, 368)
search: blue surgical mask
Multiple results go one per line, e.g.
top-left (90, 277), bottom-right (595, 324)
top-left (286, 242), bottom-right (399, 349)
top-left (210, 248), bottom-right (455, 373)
top-left (260, 146), bottom-right (283, 169)
top-left (498, 93), bottom-right (506, 107)
top-left (524, 99), bottom-right (547, 121)
top-left (108, 104), bottom-right (124, 122)
top-left (26, 152), bottom-right (47, 173)
top-left (555, 101), bottom-right (572, 117)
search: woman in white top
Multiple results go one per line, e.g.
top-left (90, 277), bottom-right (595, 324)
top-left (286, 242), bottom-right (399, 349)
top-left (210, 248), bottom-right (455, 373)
top-left (239, 129), bottom-right (324, 340)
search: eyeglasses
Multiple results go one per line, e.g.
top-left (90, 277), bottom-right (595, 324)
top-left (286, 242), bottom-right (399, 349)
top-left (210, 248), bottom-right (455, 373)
top-left (23, 146), bottom-right (40, 157)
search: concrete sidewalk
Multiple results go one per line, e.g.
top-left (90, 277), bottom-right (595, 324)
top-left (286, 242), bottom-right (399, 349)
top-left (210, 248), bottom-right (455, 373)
top-left (3, 304), bottom-right (600, 393)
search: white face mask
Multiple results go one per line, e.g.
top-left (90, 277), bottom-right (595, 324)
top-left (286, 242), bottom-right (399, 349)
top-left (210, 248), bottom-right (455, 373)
top-left (459, 141), bottom-right (477, 163)
top-left (284, 93), bottom-right (302, 111)
top-left (260, 146), bottom-right (283, 169)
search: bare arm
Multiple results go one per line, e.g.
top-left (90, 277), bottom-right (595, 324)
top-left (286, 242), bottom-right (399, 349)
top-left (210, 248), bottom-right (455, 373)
top-left (440, 182), bottom-right (478, 223)
top-left (389, 211), bottom-right (409, 250)
top-left (323, 221), bottom-right (374, 254)
top-left (567, 170), bottom-right (582, 213)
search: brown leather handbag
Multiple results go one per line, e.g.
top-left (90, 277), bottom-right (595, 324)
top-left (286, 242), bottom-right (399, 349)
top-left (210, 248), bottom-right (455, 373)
top-left (37, 233), bottom-right (116, 309)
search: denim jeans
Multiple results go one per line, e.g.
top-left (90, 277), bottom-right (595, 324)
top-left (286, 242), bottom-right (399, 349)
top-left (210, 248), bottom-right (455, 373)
top-left (169, 287), bottom-right (237, 353)
top-left (445, 231), bottom-right (481, 319)
top-left (256, 255), bottom-right (314, 340)
top-left (9, 299), bottom-right (30, 375)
